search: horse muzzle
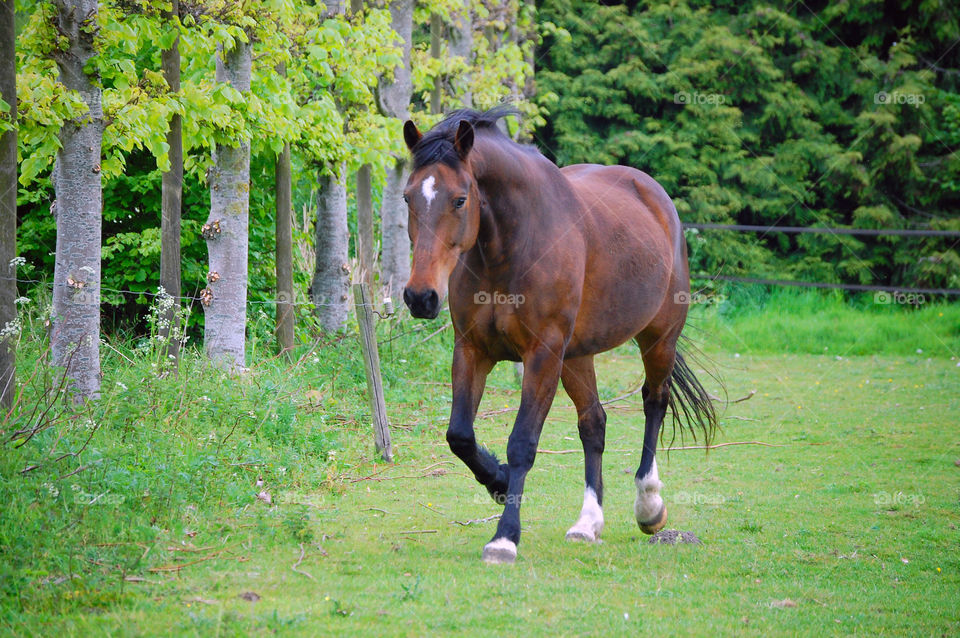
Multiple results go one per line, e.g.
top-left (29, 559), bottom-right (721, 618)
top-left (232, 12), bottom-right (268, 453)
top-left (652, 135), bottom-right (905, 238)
top-left (403, 287), bottom-right (441, 319)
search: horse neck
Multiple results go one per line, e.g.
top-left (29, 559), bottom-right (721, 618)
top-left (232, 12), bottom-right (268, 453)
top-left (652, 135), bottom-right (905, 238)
top-left (468, 135), bottom-right (565, 261)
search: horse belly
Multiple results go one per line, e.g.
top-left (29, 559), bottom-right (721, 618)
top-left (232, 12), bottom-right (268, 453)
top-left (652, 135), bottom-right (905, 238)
top-left (564, 191), bottom-right (678, 358)
top-left (565, 273), bottom-right (669, 358)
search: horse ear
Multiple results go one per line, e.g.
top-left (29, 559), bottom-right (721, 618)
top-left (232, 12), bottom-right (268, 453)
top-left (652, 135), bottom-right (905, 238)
top-left (454, 120), bottom-right (474, 160)
top-left (403, 120), bottom-right (422, 150)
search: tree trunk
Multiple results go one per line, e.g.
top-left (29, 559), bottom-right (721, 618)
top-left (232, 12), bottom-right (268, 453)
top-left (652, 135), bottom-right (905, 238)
top-left (0, 0), bottom-right (16, 408)
top-left (275, 112), bottom-right (294, 356)
top-left (377, 0), bottom-right (413, 300)
top-left (430, 13), bottom-right (442, 114)
top-left (203, 40), bottom-right (251, 371)
top-left (356, 164), bottom-right (374, 286)
top-left (379, 160), bottom-right (410, 300)
top-left (311, 166), bottom-right (350, 332)
top-left (50, 0), bottom-right (103, 402)
top-left (160, 0), bottom-right (182, 364)
top-left (522, 0), bottom-right (536, 104)
top-left (449, 0), bottom-right (472, 108)
top-left (349, 3), bottom-right (374, 286)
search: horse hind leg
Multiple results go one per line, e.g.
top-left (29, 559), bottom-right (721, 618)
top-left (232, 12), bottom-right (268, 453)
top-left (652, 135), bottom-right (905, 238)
top-left (560, 356), bottom-right (606, 543)
top-left (633, 333), bottom-right (676, 535)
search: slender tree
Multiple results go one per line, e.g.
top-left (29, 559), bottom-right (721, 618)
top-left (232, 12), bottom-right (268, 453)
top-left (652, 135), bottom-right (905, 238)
top-left (275, 65), bottom-right (295, 355)
top-left (50, 0), bottom-right (103, 402)
top-left (449, 0), bottom-right (473, 108)
top-left (159, 0), bottom-right (182, 364)
top-left (0, 0), bottom-right (15, 408)
top-left (311, 163), bottom-right (350, 331)
top-left (377, 0), bottom-right (414, 300)
top-left (430, 13), bottom-right (442, 114)
top-left (350, 0), bottom-right (375, 288)
top-left (203, 38), bottom-right (252, 370)
top-left (311, 1), bottom-right (351, 332)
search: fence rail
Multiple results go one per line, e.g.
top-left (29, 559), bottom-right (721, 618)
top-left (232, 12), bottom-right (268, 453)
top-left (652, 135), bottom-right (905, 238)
top-left (684, 222), bottom-right (960, 297)
top-left (682, 223), bottom-right (960, 238)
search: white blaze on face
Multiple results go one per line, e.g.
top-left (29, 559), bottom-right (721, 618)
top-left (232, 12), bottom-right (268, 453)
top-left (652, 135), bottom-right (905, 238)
top-left (566, 486), bottom-right (604, 541)
top-left (634, 458), bottom-right (664, 524)
top-left (421, 175), bottom-right (437, 209)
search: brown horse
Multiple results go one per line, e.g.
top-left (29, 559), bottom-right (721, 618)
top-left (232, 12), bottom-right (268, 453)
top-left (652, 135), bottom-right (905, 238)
top-left (401, 107), bottom-right (717, 564)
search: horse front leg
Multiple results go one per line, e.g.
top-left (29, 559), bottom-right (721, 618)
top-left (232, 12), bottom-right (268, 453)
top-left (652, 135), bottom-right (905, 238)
top-left (482, 336), bottom-right (565, 564)
top-left (446, 339), bottom-right (504, 490)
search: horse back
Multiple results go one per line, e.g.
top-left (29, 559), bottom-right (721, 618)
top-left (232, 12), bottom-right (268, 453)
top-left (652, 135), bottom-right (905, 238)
top-left (561, 164), bottom-right (684, 255)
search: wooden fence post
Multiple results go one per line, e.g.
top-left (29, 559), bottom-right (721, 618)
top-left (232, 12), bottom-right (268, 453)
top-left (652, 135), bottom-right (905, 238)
top-left (353, 282), bottom-right (393, 462)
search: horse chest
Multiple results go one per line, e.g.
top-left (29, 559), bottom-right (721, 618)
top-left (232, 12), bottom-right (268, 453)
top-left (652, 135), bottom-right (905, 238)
top-left (451, 301), bottom-right (525, 362)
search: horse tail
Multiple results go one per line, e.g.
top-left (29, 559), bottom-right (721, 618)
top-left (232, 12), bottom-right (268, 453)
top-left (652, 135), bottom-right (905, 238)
top-left (665, 340), bottom-right (721, 448)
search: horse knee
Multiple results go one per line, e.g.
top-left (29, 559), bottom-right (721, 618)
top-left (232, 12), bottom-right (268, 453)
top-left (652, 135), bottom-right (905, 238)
top-left (446, 428), bottom-right (475, 458)
top-left (577, 402), bottom-right (606, 452)
top-left (506, 434), bottom-right (537, 470)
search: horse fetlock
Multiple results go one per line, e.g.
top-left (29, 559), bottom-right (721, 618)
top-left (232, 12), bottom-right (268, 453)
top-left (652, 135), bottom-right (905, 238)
top-left (634, 459), bottom-right (665, 533)
top-left (566, 486), bottom-right (604, 542)
top-left (485, 463), bottom-right (510, 502)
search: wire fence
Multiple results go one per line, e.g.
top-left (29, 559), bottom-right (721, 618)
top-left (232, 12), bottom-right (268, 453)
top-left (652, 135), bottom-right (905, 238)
top-left (5, 276), bottom-right (364, 308)
top-left (683, 222), bottom-right (960, 238)
top-left (683, 223), bottom-right (960, 297)
top-left (8, 221), bottom-right (960, 304)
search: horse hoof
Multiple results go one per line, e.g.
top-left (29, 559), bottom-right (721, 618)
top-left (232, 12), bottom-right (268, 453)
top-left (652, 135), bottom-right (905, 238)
top-left (482, 538), bottom-right (517, 564)
top-left (638, 504), bottom-right (668, 535)
top-left (564, 529), bottom-right (599, 543)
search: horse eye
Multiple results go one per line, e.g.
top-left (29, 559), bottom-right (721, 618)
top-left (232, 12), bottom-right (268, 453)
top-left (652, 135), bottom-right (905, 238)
top-left (454, 197), bottom-right (467, 209)
top-left (403, 194), bottom-right (410, 204)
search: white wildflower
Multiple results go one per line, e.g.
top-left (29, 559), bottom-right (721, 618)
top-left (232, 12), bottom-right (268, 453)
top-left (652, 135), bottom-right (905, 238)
top-left (0, 318), bottom-right (21, 339)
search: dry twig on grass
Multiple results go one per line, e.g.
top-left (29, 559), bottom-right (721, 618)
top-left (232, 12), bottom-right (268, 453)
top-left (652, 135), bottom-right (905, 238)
top-left (395, 529), bottom-right (437, 535)
top-left (291, 543), bottom-right (316, 582)
top-left (450, 514), bottom-right (501, 526)
top-left (537, 440), bottom-right (786, 454)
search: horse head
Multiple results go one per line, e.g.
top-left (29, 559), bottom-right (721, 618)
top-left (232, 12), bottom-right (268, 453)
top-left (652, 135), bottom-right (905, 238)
top-left (401, 117), bottom-right (482, 319)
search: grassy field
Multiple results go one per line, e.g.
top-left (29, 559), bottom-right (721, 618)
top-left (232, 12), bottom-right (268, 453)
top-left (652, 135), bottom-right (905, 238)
top-left (1, 288), bottom-right (958, 636)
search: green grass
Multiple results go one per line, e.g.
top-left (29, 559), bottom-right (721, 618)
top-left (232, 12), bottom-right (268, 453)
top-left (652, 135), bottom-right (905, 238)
top-left (690, 285), bottom-right (960, 357)
top-left (1, 288), bottom-right (958, 636)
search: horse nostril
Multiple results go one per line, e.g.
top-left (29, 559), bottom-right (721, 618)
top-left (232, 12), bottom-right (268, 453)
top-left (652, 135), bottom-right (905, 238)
top-left (403, 287), bottom-right (440, 318)
top-left (425, 290), bottom-right (439, 312)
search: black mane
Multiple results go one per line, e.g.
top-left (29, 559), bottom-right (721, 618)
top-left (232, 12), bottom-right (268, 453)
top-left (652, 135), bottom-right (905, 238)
top-left (411, 106), bottom-right (518, 169)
